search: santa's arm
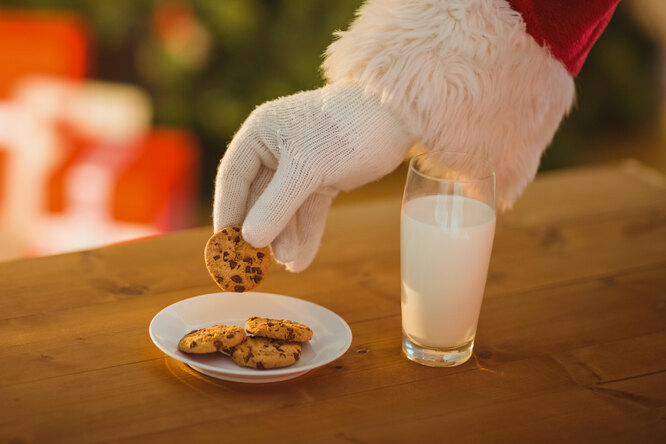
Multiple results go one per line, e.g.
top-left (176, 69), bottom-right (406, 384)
top-left (323, 0), bottom-right (619, 209)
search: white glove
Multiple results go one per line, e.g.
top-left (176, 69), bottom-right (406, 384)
top-left (214, 82), bottom-right (415, 272)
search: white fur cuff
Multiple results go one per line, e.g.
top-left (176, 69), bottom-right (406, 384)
top-left (323, 0), bottom-right (575, 209)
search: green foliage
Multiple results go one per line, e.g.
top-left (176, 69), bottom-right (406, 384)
top-left (0, 0), bottom-right (361, 204)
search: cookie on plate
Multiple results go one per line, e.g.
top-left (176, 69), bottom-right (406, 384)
top-left (205, 226), bottom-right (271, 292)
top-left (178, 324), bottom-right (246, 354)
top-left (229, 336), bottom-right (302, 369)
top-left (245, 316), bottom-right (313, 342)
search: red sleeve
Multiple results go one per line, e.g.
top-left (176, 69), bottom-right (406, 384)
top-left (506, 0), bottom-right (621, 76)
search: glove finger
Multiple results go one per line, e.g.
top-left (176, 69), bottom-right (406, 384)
top-left (271, 184), bottom-right (335, 266)
top-left (270, 218), bottom-right (299, 265)
top-left (247, 166), bottom-right (274, 210)
top-left (243, 159), bottom-right (319, 248)
top-left (213, 132), bottom-right (269, 232)
top-left (283, 190), bottom-right (336, 272)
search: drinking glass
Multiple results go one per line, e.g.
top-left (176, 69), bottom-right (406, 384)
top-left (401, 151), bottom-right (496, 366)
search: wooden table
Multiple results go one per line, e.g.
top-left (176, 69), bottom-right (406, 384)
top-left (1, 160), bottom-right (665, 443)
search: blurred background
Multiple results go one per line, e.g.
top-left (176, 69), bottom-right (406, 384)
top-left (0, 0), bottom-right (664, 260)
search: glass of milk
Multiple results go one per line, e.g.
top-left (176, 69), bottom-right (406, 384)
top-left (401, 151), bottom-right (495, 366)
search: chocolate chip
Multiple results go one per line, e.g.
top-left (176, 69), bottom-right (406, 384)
top-left (213, 255), bottom-right (220, 260)
top-left (189, 341), bottom-right (197, 348)
top-left (294, 352), bottom-right (300, 360)
top-left (234, 285), bottom-right (245, 292)
top-left (234, 236), bottom-right (240, 244)
top-left (257, 252), bottom-right (264, 259)
top-left (216, 276), bottom-right (224, 283)
top-left (226, 333), bottom-right (235, 339)
top-left (267, 322), bottom-right (274, 327)
top-left (254, 276), bottom-right (263, 283)
top-left (229, 260), bottom-right (237, 269)
top-left (256, 362), bottom-right (264, 369)
top-left (242, 257), bottom-right (253, 263)
top-left (252, 267), bottom-right (263, 275)
top-left (233, 227), bottom-right (240, 232)
top-left (214, 340), bottom-right (223, 349)
top-left (245, 266), bottom-right (251, 273)
top-left (222, 229), bottom-right (228, 235)
top-left (223, 251), bottom-right (229, 259)
top-left (231, 275), bottom-right (242, 283)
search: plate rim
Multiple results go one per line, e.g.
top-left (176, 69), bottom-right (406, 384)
top-left (149, 291), bottom-right (352, 378)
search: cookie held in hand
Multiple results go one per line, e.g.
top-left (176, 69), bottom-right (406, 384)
top-left (245, 317), bottom-right (313, 342)
top-left (205, 226), bottom-right (271, 292)
top-left (178, 324), bottom-right (246, 354)
top-left (229, 336), bottom-right (302, 369)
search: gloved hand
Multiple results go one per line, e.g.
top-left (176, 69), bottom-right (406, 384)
top-left (214, 82), bottom-right (415, 272)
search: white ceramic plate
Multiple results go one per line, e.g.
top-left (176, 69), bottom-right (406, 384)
top-left (149, 292), bottom-right (352, 383)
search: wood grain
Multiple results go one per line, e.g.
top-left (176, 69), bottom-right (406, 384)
top-left (0, 160), bottom-right (664, 443)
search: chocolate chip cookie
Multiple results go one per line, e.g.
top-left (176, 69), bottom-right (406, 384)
top-left (205, 226), bottom-right (271, 292)
top-left (229, 336), bottom-right (302, 369)
top-left (245, 317), bottom-right (313, 342)
top-left (178, 324), bottom-right (246, 354)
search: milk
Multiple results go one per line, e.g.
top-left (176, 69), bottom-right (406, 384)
top-left (401, 194), bottom-right (495, 348)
